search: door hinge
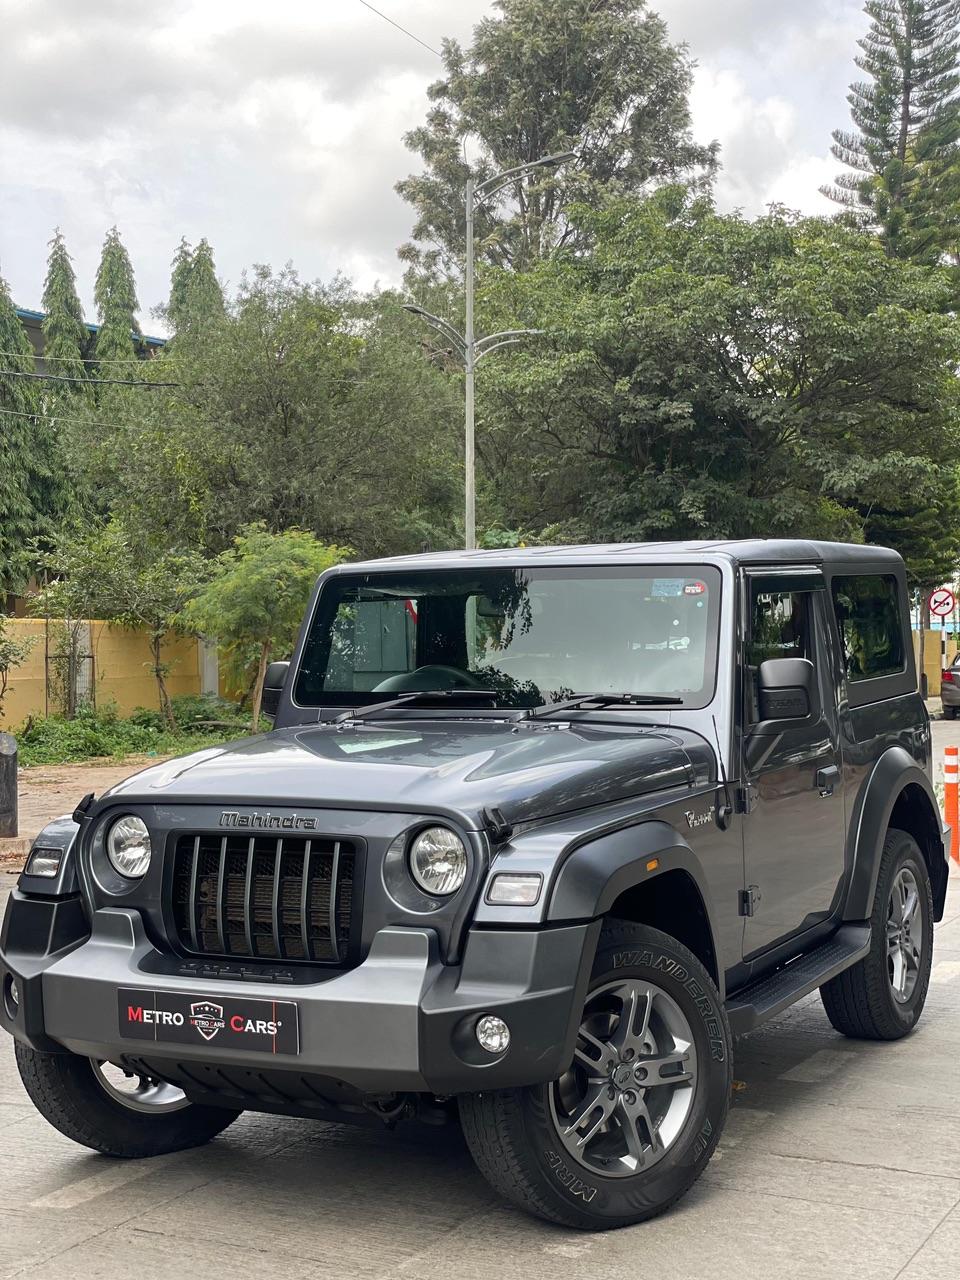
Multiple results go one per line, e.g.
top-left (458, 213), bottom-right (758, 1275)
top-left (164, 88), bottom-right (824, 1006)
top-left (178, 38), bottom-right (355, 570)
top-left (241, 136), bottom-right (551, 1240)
top-left (739, 885), bottom-right (761, 917)
top-left (735, 784), bottom-right (755, 815)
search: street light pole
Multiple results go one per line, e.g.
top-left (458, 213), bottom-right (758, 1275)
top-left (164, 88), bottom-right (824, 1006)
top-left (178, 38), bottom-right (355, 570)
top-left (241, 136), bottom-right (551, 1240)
top-left (464, 174), bottom-right (477, 548)
top-left (405, 150), bottom-right (576, 551)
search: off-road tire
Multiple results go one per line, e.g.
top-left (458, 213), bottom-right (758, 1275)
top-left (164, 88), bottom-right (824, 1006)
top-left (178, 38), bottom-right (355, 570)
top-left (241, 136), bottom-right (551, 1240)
top-left (820, 828), bottom-right (933, 1040)
top-left (15, 1042), bottom-right (241, 1157)
top-left (459, 920), bottom-right (732, 1230)
top-left (943, 706), bottom-right (957, 721)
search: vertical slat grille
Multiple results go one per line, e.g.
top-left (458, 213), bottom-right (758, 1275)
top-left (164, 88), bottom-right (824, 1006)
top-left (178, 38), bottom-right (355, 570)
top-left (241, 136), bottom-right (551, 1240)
top-left (171, 833), bottom-right (355, 963)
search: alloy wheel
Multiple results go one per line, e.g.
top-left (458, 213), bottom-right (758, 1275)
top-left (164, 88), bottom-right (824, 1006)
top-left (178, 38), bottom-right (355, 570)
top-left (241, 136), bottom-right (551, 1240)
top-left (91, 1061), bottom-right (190, 1113)
top-left (887, 866), bottom-right (924, 1005)
top-left (549, 978), bottom-right (698, 1178)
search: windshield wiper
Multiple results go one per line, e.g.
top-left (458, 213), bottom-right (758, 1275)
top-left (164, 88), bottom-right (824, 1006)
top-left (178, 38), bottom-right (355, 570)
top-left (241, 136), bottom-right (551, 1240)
top-left (335, 689), bottom-right (501, 723)
top-left (529, 692), bottom-right (683, 719)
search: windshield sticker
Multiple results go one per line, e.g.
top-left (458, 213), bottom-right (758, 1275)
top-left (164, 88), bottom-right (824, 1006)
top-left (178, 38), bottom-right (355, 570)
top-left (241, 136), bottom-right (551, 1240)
top-left (651, 578), bottom-right (685, 598)
top-left (335, 736), bottom-right (422, 754)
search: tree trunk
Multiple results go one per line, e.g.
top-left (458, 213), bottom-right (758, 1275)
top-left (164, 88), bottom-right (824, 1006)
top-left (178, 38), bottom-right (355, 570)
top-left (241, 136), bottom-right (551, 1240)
top-left (152, 634), bottom-right (176, 730)
top-left (250, 641), bottom-right (271, 733)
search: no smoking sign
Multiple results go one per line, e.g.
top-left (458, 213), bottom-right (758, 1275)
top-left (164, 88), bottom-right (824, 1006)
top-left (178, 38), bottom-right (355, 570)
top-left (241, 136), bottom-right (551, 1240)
top-left (929, 587), bottom-right (956, 618)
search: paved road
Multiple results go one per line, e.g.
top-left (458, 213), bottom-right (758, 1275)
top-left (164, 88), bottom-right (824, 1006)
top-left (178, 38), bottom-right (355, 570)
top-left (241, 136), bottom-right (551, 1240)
top-left (0, 725), bottom-right (958, 1279)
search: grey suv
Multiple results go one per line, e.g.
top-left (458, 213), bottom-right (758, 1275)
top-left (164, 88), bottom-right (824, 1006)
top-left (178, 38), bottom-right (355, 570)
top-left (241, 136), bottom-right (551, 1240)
top-left (0, 540), bottom-right (949, 1230)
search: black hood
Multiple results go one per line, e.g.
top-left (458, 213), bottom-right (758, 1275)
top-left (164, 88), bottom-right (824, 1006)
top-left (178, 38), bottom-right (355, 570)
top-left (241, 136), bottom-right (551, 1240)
top-left (101, 718), bottom-right (716, 829)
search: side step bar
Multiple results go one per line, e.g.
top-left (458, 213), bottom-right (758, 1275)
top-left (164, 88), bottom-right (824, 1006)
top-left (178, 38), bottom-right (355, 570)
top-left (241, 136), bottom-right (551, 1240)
top-left (725, 924), bottom-right (872, 1036)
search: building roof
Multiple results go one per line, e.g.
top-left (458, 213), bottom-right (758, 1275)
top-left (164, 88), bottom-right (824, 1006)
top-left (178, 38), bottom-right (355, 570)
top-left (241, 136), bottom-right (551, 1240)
top-left (15, 306), bottom-right (166, 350)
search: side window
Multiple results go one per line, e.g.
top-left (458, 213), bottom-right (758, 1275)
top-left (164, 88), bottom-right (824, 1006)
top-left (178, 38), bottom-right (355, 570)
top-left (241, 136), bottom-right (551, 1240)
top-left (831, 575), bottom-right (905, 682)
top-left (745, 586), bottom-right (815, 722)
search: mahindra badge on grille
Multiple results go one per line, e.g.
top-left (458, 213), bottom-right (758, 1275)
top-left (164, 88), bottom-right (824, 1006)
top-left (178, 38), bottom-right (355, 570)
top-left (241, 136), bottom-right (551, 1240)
top-left (218, 810), bottom-right (318, 831)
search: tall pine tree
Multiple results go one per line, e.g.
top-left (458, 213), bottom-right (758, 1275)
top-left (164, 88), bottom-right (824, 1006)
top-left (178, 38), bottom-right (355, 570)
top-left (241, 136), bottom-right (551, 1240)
top-left (93, 227), bottom-right (140, 363)
top-left (166, 238), bottom-right (225, 342)
top-left (825, 0), bottom-right (960, 263)
top-left (397, 0), bottom-right (716, 276)
top-left (0, 275), bottom-right (65, 592)
top-left (41, 229), bottom-right (88, 384)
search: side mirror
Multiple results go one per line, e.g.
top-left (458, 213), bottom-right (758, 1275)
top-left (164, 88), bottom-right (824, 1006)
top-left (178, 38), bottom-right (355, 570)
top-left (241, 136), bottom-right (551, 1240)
top-left (758, 657), bottom-right (815, 722)
top-left (261, 661), bottom-right (290, 719)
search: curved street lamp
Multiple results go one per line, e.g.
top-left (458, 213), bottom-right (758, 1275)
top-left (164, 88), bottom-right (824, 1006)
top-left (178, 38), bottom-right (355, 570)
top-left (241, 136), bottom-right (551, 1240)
top-left (404, 149), bottom-right (576, 549)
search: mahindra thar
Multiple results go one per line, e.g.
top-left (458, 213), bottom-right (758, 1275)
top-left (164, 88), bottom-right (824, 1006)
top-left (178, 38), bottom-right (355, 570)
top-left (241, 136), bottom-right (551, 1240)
top-left (0, 540), bottom-right (949, 1230)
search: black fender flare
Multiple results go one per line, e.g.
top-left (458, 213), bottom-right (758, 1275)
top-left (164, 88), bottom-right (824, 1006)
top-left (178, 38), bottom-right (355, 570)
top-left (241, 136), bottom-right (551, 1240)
top-left (17, 815), bottom-right (81, 898)
top-left (546, 819), bottom-right (721, 990)
top-left (843, 747), bottom-right (948, 921)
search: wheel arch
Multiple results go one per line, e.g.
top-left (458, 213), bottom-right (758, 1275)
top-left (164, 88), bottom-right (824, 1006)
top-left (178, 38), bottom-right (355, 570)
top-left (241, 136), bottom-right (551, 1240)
top-left (844, 748), bottom-right (948, 922)
top-left (547, 820), bottom-right (723, 996)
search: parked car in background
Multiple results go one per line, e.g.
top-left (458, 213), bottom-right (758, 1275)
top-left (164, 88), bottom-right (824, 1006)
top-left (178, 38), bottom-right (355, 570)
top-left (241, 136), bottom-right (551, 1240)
top-left (941, 655), bottom-right (960, 717)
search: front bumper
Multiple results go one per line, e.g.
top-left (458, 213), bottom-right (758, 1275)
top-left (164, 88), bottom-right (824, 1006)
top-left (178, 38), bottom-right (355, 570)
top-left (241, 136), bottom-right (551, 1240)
top-left (0, 892), bottom-right (598, 1096)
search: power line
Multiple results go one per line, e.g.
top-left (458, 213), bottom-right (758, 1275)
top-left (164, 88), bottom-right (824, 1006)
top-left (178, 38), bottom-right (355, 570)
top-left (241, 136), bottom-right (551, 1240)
top-left (0, 405), bottom-right (155, 433)
top-left (0, 368), bottom-right (179, 388)
top-left (0, 348), bottom-right (166, 367)
top-left (355, 0), bottom-right (441, 57)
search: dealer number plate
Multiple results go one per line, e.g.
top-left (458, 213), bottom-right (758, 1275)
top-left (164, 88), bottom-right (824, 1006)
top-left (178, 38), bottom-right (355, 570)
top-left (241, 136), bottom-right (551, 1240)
top-left (118, 988), bottom-right (299, 1055)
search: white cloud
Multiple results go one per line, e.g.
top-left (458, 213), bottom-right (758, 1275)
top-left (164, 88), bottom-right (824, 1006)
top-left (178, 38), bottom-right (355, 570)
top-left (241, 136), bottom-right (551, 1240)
top-left (0, 0), bottom-right (869, 327)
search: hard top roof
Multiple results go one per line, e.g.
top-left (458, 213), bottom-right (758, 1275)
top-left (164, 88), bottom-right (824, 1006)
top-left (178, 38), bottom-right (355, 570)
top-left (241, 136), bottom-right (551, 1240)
top-left (340, 539), bottom-right (902, 575)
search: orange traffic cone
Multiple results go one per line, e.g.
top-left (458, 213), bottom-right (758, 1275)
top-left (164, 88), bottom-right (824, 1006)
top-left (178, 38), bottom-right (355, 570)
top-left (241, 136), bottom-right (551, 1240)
top-left (945, 745), bottom-right (959, 864)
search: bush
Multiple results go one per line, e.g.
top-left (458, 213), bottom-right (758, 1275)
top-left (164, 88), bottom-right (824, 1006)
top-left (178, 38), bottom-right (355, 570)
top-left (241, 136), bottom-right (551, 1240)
top-left (15, 698), bottom-right (251, 767)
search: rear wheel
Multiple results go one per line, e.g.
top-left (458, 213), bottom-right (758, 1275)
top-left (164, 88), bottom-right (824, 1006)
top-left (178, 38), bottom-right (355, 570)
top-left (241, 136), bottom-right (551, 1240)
top-left (943, 705), bottom-right (957, 720)
top-left (14, 1042), bottom-right (241, 1156)
top-left (459, 921), bottom-right (732, 1230)
top-left (820, 828), bottom-right (933, 1040)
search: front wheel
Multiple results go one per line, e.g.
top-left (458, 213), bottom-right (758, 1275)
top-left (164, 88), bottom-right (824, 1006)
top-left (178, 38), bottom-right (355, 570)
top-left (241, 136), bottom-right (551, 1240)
top-left (459, 921), bottom-right (732, 1230)
top-left (15, 1043), bottom-right (241, 1157)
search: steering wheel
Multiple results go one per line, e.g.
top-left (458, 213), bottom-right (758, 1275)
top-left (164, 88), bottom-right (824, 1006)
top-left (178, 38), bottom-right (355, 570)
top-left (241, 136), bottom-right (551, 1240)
top-left (373, 664), bottom-right (488, 693)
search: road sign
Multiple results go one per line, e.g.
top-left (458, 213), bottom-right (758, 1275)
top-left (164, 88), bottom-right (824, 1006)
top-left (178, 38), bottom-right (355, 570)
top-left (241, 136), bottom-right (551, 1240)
top-left (929, 587), bottom-right (956, 618)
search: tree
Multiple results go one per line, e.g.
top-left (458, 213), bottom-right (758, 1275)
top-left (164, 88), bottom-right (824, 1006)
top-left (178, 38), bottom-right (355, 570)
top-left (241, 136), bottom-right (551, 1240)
top-left (0, 616), bottom-right (34, 723)
top-left (472, 189), bottom-right (960, 582)
top-left (41, 230), bottom-right (89, 382)
top-left (0, 275), bottom-right (67, 593)
top-left (824, 0), bottom-right (960, 263)
top-left (33, 520), bottom-right (207, 728)
top-left (93, 227), bottom-right (140, 362)
top-left (165, 237), bottom-right (225, 342)
top-left (124, 269), bottom-right (461, 556)
top-left (397, 0), bottom-right (716, 276)
top-left (185, 526), bottom-right (349, 729)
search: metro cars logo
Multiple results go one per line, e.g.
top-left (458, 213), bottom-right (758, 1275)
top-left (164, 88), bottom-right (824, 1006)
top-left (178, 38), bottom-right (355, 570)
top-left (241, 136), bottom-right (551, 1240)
top-left (189, 1000), bottom-right (226, 1042)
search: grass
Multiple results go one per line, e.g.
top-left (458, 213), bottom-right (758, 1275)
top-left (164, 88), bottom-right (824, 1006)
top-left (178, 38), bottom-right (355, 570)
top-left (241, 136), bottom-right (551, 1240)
top-left (14, 695), bottom-right (251, 767)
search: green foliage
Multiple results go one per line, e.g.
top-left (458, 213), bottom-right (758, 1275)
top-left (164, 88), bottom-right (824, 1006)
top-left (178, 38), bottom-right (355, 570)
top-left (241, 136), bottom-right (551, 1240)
top-left (825, 0), bottom-right (960, 264)
top-left (185, 525), bottom-right (349, 727)
top-left (397, 0), bottom-right (716, 276)
top-left (15, 700), bottom-right (246, 767)
top-left (0, 275), bottom-right (68, 592)
top-left (474, 189), bottom-right (960, 581)
top-left (165, 237), bottom-right (225, 343)
top-left (0, 615), bottom-right (34, 721)
top-left (93, 227), bottom-right (140, 362)
top-left (32, 519), bottom-right (208, 727)
top-left (41, 230), bottom-right (89, 382)
top-left (89, 271), bottom-right (462, 558)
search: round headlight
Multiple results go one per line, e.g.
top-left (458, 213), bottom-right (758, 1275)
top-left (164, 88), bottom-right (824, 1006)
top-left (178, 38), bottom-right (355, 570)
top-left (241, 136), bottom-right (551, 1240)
top-left (106, 816), bottom-right (152, 879)
top-left (409, 827), bottom-right (468, 896)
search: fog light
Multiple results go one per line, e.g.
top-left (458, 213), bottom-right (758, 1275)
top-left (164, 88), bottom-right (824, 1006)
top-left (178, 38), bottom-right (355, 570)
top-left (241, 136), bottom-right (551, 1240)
top-left (476, 1014), bottom-right (510, 1055)
top-left (24, 847), bottom-right (62, 878)
top-left (486, 872), bottom-right (542, 905)
top-left (3, 974), bottom-right (19, 1019)
top-left (9, 979), bottom-right (18, 1008)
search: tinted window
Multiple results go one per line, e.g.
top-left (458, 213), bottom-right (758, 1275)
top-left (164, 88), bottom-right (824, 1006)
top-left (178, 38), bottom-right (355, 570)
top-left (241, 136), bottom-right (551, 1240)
top-left (295, 565), bottom-right (722, 709)
top-left (831, 574), bottom-right (904, 682)
top-left (748, 589), bottom-right (812, 666)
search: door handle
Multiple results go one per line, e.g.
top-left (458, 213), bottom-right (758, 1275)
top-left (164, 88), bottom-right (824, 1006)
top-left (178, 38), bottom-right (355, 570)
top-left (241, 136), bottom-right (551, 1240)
top-left (816, 765), bottom-right (840, 797)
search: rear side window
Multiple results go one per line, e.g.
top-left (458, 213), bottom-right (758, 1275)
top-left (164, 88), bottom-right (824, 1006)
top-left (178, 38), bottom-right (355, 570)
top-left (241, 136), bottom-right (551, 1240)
top-left (831, 575), bottom-right (905, 682)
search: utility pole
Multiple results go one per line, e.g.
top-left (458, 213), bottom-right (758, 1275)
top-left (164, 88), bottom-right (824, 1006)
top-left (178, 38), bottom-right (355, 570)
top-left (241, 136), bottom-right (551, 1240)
top-left (405, 150), bottom-right (575, 550)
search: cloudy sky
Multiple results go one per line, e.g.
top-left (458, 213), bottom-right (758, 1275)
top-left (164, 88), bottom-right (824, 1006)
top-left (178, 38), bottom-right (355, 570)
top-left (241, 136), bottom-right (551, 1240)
top-left (0, 0), bottom-right (866, 334)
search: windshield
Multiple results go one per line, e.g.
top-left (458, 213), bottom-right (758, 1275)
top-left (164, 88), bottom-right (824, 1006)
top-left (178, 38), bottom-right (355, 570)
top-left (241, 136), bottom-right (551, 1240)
top-left (294, 565), bottom-right (722, 710)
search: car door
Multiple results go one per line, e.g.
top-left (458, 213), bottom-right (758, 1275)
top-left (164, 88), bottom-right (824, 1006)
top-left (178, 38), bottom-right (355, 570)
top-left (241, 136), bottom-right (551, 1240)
top-left (740, 569), bottom-right (847, 958)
